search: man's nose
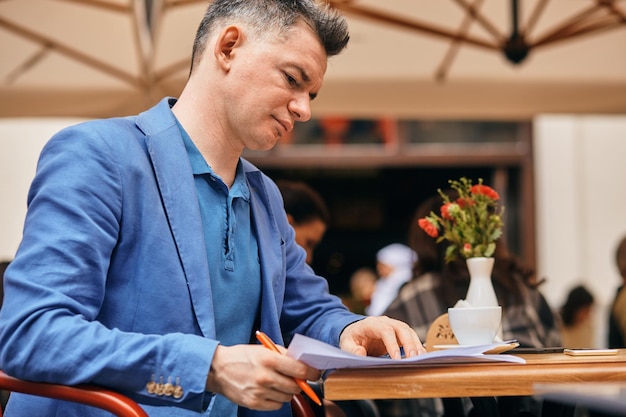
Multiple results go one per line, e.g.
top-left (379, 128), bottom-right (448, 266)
top-left (289, 93), bottom-right (312, 122)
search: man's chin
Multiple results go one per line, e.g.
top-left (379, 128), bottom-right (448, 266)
top-left (248, 141), bottom-right (279, 153)
top-left (249, 133), bottom-right (281, 152)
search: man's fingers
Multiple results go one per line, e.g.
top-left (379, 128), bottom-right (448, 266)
top-left (339, 316), bottom-right (426, 359)
top-left (207, 344), bottom-right (319, 411)
top-left (394, 321), bottom-right (426, 357)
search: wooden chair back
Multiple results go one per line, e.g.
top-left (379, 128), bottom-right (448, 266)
top-left (0, 370), bottom-right (316, 417)
top-left (0, 370), bottom-right (147, 417)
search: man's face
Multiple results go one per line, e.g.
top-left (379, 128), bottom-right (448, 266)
top-left (376, 261), bottom-right (394, 279)
top-left (291, 218), bottom-right (327, 265)
top-left (223, 21), bottom-right (327, 152)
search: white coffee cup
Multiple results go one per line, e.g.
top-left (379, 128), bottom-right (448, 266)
top-left (448, 306), bottom-right (502, 345)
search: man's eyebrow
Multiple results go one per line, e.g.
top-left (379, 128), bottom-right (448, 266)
top-left (293, 65), bottom-right (318, 101)
top-left (295, 65), bottom-right (311, 83)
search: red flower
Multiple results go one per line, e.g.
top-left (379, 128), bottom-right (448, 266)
top-left (420, 177), bottom-right (504, 262)
top-left (471, 184), bottom-right (499, 200)
top-left (418, 218), bottom-right (439, 238)
top-left (440, 203), bottom-right (453, 220)
top-left (456, 197), bottom-right (474, 208)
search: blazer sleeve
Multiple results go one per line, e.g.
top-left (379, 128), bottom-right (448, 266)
top-left (0, 122), bottom-right (214, 412)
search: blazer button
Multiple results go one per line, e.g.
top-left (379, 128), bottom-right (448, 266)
top-left (173, 385), bottom-right (184, 399)
top-left (155, 376), bottom-right (165, 396)
top-left (146, 380), bottom-right (157, 394)
top-left (146, 375), bottom-right (157, 394)
top-left (164, 382), bottom-right (174, 396)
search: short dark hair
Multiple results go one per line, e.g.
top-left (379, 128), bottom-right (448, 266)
top-left (560, 285), bottom-right (594, 326)
top-left (616, 235), bottom-right (626, 278)
top-left (276, 180), bottom-right (329, 226)
top-left (0, 260), bottom-right (10, 307)
top-left (190, 0), bottom-right (349, 73)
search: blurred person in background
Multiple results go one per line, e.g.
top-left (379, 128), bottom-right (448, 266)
top-left (0, 260), bottom-right (9, 411)
top-left (560, 284), bottom-right (595, 348)
top-left (366, 243), bottom-right (416, 316)
top-left (0, 260), bottom-right (9, 307)
top-left (345, 267), bottom-right (376, 315)
top-left (609, 235), bottom-right (626, 348)
top-left (277, 179), bottom-right (329, 265)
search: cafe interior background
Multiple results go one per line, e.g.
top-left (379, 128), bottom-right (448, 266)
top-left (1, 0), bottom-right (626, 347)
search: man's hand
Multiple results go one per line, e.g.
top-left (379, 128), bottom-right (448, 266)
top-left (339, 316), bottom-right (426, 359)
top-left (206, 344), bottom-right (321, 411)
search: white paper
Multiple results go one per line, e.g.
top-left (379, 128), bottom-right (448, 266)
top-left (286, 333), bottom-right (525, 369)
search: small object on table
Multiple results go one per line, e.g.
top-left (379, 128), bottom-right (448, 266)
top-left (511, 347), bottom-right (565, 354)
top-left (424, 313), bottom-right (458, 351)
top-left (563, 348), bottom-right (618, 356)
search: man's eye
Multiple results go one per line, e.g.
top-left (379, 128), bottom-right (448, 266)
top-left (285, 73), bottom-right (298, 86)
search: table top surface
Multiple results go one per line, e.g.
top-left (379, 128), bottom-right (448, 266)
top-left (322, 349), bottom-right (626, 401)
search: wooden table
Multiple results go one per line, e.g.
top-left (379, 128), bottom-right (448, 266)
top-left (322, 349), bottom-right (626, 401)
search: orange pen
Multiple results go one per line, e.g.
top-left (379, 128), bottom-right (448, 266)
top-left (255, 330), bottom-right (322, 406)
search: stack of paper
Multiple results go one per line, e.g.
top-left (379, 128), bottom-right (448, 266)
top-left (286, 333), bottom-right (525, 370)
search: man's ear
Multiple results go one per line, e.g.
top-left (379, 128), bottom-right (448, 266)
top-left (214, 25), bottom-right (242, 71)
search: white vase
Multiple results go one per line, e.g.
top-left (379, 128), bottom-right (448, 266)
top-left (465, 257), bottom-right (498, 307)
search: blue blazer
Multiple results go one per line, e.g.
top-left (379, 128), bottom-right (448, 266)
top-left (0, 98), bottom-right (361, 417)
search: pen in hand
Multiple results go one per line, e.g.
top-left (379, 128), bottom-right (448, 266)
top-left (255, 330), bottom-right (322, 406)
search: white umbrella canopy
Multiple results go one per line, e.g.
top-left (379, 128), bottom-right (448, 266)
top-left (0, 0), bottom-right (625, 119)
top-left (0, 0), bottom-right (205, 118)
top-left (319, 0), bottom-right (626, 118)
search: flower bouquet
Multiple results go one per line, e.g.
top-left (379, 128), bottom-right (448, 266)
top-left (418, 177), bottom-right (504, 262)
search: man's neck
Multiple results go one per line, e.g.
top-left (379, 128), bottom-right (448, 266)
top-left (172, 97), bottom-right (241, 188)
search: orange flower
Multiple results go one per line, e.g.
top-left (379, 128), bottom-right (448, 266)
top-left (471, 184), bottom-right (499, 200)
top-left (419, 177), bottom-right (504, 262)
top-left (418, 218), bottom-right (439, 238)
top-left (440, 203), bottom-right (453, 220)
top-left (456, 197), bottom-right (474, 208)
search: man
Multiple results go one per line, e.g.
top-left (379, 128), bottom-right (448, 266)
top-left (0, 1), bottom-right (424, 416)
top-left (276, 180), bottom-right (329, 265)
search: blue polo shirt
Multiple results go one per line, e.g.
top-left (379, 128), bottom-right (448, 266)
top-left (179, 124), bottom-right (261, 415)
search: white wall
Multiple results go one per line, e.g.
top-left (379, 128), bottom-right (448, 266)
top-left (0, 118), bottom-right (85, 260)
top-left (2, 115), bottom-right (626, 347)
top-left (534, 115), bottom-right (626, 347)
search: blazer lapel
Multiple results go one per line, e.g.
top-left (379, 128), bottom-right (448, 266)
top-left (138, 101), bottom-right (216, 339)
top-left (246, 169), bottom-right (285, 343)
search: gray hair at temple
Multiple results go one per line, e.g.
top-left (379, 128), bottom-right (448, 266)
top-left (190, 0), bottom-right (350, 73)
